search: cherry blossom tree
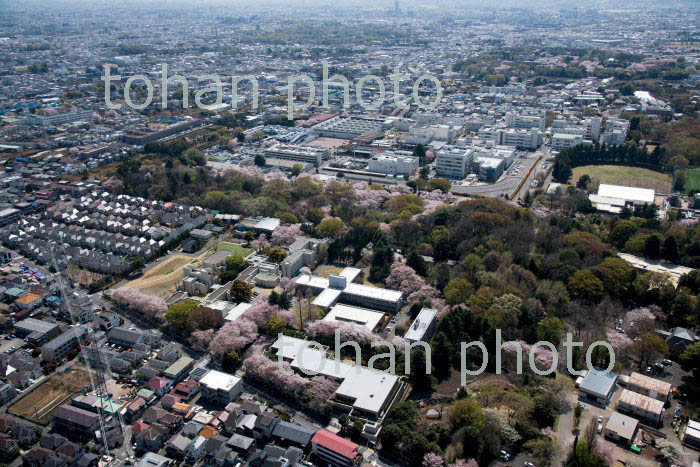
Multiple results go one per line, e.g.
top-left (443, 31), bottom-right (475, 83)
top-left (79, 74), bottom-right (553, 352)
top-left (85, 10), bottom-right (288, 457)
top-left (251, 234), bottom-right (270, 252)
top-left (210, 319), bottom-right (259, 358)
top-left (271, 224), bottom-right (303, 246)
top-left (386, 262), bottom-right (426, 294)
top-left (111, 288), bottom-right (167, 320)
top-left (423, 453), bottom-right (445, 467)
top-left (243, 354), bottom-right (309, 395)
top-left (305, 321), bottom-right (375, 344)
top-left (243, 302), bottom-right (294, 327)
top-left (191, 329), bottom-right (214, 352)
top-left (309, 376), bottom-right (340, 413)
top-left (279, 277), bottom-right (297, 294)
top-left (449, 460), bottom-right (478, 467)
top-left (606, 330), bottom-right (633, 351)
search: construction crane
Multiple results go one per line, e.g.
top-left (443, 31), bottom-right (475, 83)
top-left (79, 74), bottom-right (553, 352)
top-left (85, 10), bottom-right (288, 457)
top-left (50, 249), bottom-right (130, 461)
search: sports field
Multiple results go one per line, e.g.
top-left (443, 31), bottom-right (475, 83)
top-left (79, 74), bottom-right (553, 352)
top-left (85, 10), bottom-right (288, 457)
top-left (572, 165), bottom-right (671, 192)
top-left (9, 366), bottom-right (91, 425)
top-left (216, 242), bottom-right (253, 257)
top-left (684, 168), bottom-right (700, 192)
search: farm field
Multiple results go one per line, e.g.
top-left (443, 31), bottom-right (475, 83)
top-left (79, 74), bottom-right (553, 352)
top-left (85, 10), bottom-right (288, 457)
top-left (9, 366), bottom-right (91, 425)
top-left (571, 165), bottom-right (672, 193)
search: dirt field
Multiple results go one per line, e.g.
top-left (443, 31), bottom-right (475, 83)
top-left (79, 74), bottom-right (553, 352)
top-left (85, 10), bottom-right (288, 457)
top-left (9, 366), bottom-right (91, 425)
top-left (572, 165), bottom-right (672, 193)
top-left (120, 254), bottom-right (200, 298)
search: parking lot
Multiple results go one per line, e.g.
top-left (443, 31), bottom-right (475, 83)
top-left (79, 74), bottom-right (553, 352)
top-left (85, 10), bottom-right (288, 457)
top-left (0, 336), bottom-right (27, 355)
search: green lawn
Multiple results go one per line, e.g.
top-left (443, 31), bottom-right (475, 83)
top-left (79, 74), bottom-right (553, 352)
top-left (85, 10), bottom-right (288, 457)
top-left (685, 168), bottom-right (700, 192)
top-left (571, 165), bottom-right (671, 192)
top-left (216, 242), bottom-right (253, 257)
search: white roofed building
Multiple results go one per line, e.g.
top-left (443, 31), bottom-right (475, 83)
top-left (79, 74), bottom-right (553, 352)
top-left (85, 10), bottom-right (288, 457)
top-left (589, 184), bottom-right (656, 214)
top-left (199, 370), bottom-right (243, 404)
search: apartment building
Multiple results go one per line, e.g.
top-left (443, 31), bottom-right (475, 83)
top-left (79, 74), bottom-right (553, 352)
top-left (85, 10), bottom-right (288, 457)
top-left (41, 327), bottom-right (86, 363)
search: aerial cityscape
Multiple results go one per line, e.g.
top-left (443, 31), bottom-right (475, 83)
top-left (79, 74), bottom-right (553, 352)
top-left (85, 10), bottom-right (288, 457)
top-left (0, 1), bottom-right (700, 466)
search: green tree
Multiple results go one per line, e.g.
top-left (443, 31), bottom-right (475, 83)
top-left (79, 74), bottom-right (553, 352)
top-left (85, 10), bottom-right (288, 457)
top-left (568, 269), bottom-right (604, 301)
top-left (444, 278), bottom-right (474, 305)
top-left (317, 218), bottom-right (346, 238)
top-left (231, 279), bottom-right (253, 303)
top-left (629, 333), bottom-right (668, 370)
top-left (431, 332), bottom-right (454, 376)
top-left (291, 163), bottom-right (303, 176)
top-left (267, 247), bottom-right (288, 264)
top-left (643, 234), bottom-right (662, 259)
top-left (537, 317), bottom-right (565, 346)
top-left (662, 235), bottom-right (680, 263)
top-left (413, 144), bottom-right (427, 166)
top-left (449, 399), bottom-right (485, 431)
top-left (680, 342), bottom-right (700, 380)
top-left (254, 154), bottom-right (266, 167)
top-left (165, 300), bottom-right (198, 329)
top-left (225, 254), bottom-right (249, 275)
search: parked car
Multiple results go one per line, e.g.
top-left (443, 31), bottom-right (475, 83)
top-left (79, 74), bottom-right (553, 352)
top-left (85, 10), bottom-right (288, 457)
top-left (500, 451), bottom-right (512, 462)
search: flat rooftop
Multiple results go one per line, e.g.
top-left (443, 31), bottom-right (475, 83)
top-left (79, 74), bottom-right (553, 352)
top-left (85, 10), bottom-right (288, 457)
top-left (199, 370), bottom-right (241, 391)
top-left (322, 304), bottom-right (385, 331)
top-left (597, 184), bottom-right (655, 204)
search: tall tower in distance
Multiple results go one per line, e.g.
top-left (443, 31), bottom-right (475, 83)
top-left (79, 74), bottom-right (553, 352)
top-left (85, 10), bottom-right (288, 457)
top-left (394, 0), bottom-right (400, 14)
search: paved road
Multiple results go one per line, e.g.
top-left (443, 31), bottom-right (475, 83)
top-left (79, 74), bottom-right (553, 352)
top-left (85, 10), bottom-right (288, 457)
top-left (450, 152), bottom-right (542, 199)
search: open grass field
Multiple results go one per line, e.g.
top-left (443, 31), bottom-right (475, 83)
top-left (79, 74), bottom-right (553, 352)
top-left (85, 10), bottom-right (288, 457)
top-left (685, 168), bottom-right (700, 193)
top-left (216, 242), bottom-right (253, 257)
top-left (9, 366), bottom-right (91, 425)
top-left (572, 165), bottom-right (672, 193)
top-left (122, 254), bottom-right (199, 298)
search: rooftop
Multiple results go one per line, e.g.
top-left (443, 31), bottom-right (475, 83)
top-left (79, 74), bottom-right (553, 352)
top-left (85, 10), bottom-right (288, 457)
top-left (619, 389), bottom-right (664, 414)
top-left (199, 370), bottom-right (241, 391)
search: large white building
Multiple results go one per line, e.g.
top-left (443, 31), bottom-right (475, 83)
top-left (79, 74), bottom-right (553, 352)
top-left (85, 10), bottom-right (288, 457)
top-left (589, 184), bottom-right (656, 214)
top-left (404, 308), bottom-right (437, 343)
top-left (271, 335), bottom-right (404, 421)
top-left (322, 304), bottom-right (385, 332)
top-left (264, 144), bottom-right (329, 166)
top-left (505, 111), bottom-right (545, 132)
top-left (295, 267), bottom-right (403, 312)
top-left (280, 236), bottom-right (328, 277)
top-left (199, 370), bottom-right (243, 404)
top-left (604, 118), bottom-right (630, 146)
top-left (552, 133), bottom-right (584, 151)
top-left (367, 153), bottom-right (418, 178)
top-left (435, 146), bottom-right (475, 179)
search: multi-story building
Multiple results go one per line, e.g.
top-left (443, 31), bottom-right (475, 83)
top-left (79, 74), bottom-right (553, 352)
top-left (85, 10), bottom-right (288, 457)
top-left (27, 110), bottom-right (93, 126)
top-left (311, 430), bottom-right (362, 467)
top-left (53, 405), bottom-right (100, 441)
top-left (604, 118), bottom-right (630, 146)
top-left (552, 133), bottom-right (584, 151)
top-left (617, 389), bottom-right (664, 425)
top-left (199, 370), bottom-right (243, 404)
top-left (505, 111), bottom-right (545, 132)
top-left (584, 117), bottom-right (602, 142)
top-left (41, 327), bottom-right (85, 363)
top-left (280, 236), bottom-right (328, 277)
top-left (367, 153), bottom-right (418, 178)
top-left (296, 267), bottom-right (403, 313)
top-left (263, 144), bottom-right (329, 167)
top-left (435, 146), bottom-right (475, 179)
